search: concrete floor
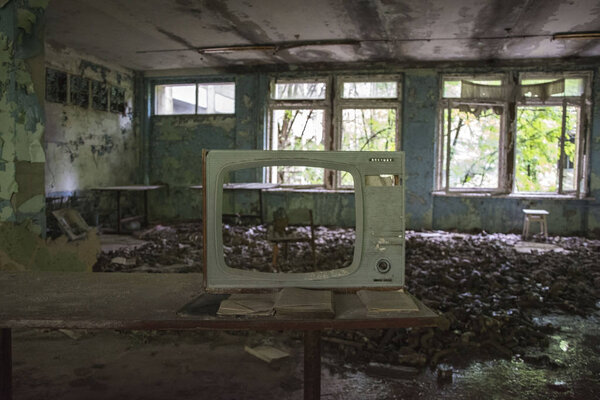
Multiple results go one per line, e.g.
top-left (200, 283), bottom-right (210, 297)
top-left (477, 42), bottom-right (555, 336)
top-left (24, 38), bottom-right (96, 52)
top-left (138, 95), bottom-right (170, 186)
top-left (11, 310), bottom-right (600, 400)
top-left (14, 233), bottom-right (592, 399)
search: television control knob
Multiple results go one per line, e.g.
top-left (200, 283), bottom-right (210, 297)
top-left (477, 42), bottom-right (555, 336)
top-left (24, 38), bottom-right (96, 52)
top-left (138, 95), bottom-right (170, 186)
top-left (376, 259), bottom-right (391, 274)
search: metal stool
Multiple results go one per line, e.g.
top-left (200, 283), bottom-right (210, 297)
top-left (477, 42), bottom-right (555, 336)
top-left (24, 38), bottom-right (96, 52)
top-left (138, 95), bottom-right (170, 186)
top-left (522, 209), bottom-right (549, 239)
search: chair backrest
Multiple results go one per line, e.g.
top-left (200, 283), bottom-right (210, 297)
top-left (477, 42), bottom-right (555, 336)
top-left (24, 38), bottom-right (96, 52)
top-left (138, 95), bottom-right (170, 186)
top-left (271, 207), bottom-right (314, 239)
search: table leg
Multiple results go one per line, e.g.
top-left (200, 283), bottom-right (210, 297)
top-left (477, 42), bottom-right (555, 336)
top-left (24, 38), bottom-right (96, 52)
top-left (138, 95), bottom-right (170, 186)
top-left (116, 190), bottom-right (122, 234)
top-left (304, 330), bottom-right (321, 400)
top-left (1, 328), bottom-right (12, 400)
top-left (144, 190), bottom-right (149, 227)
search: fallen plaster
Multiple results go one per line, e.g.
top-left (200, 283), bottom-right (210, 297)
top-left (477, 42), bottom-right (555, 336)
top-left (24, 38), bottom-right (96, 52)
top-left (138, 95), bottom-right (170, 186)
top-left (0, 221), bottom-right (100, 272)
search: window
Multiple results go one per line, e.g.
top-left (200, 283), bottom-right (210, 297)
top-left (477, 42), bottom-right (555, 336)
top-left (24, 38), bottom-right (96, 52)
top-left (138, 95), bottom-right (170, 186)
top-left (437, 73), bottom-right (590, 197)
top-left (154, 82), bottom-right (235, 115)
top-left (515, 74), bottom-right (587, 194)
top-left (268, 76), bottom-right (401, 188)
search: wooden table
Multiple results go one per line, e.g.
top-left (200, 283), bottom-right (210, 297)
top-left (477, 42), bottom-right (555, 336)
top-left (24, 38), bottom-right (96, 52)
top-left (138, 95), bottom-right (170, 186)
top-left (0, 272), bottom-right (439, 400)
top-left (190, 183), bottom-right (279, 223)
top-left (90, 185), bottom-right (163, 234)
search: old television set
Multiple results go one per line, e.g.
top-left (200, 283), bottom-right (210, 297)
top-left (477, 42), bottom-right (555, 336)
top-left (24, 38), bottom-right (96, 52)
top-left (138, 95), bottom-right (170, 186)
top-left (202, 150), bottom-right (405, 292)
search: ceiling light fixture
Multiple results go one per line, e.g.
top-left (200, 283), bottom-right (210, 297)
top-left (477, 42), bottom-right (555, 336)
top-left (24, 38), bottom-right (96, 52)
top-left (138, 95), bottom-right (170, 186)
top-left (198, 45), bottom-right (277, 54)
top-left (552, 31), bottom-right (600, 40)
top-left (195, 40), bottom-right (360, 55)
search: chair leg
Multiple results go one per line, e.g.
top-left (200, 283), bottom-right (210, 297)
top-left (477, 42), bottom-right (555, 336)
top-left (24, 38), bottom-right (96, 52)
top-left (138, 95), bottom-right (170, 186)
top-left (272, 244), bottom-right (279, 269)
top-left (310, 238), bottom-right (316, 269)
top-left (522, 216), bottom-right (529, 240)
top-left (542, 217), bottom-right (548, 238)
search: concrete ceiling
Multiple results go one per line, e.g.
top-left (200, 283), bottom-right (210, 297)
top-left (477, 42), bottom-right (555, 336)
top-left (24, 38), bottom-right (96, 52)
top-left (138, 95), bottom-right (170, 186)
top-left (45, 0), bottom-right (600, 71)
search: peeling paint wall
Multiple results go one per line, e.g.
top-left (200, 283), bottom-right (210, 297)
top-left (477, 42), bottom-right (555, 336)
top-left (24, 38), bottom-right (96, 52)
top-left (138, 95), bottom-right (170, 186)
top-left (147, 74), bottom-right (267, 221)
top-left (44, 43), bottom-right (138, 195)
top-left (402, 70), bottom-right (438, 230)
top-left (587, 67), bottom-right (600, 235)
top-left (0, 0), bottom-right (47, 235)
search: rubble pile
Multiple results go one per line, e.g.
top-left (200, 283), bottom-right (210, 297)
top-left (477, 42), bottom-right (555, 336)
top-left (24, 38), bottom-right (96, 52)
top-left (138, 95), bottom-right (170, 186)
top-left (327, 231), bottom-right (600, 367)
top-left (94, 224), bottom-right (600, 367)
top-left (223, 224), bottom-right (354, 272)
top-left (94, 224), bottom-right (203, 273)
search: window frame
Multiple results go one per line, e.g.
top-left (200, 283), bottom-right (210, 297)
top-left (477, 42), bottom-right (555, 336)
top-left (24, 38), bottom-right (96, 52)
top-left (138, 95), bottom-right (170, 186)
top-left (267, 75), bottom-right (402, 189)
top-left (436, 72), bottom-right (591, 198)
top-left (267, 77), bottom-right (332, 188)
top-left (514, 71), bottom-right (591, 196)
top-left (151, 78), bottom-right (237, 116)
top-left (438, 74), bottom-right (509, 194)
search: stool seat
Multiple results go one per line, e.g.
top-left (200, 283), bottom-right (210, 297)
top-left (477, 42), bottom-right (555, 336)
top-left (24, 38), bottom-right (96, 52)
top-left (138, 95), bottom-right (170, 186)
top-left (522, 209), bottom-right (549, 239)
top-left (522, 209), bottom-right (549, 215)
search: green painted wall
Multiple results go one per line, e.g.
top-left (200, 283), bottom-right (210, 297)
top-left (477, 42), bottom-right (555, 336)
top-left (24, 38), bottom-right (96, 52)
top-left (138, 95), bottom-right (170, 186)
top-left (143, 65), bottom-right (600, 235)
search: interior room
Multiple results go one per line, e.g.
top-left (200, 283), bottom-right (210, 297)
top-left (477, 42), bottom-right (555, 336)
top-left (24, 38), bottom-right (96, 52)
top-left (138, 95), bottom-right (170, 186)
top-left (1, 0), bottom-right (600, 399)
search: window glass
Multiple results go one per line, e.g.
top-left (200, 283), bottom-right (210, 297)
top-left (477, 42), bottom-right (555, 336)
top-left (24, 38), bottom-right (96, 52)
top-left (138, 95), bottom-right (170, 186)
top-left (342, 81), bottom-right (397, 99)
top-left (199, 83), bottom-right (235, 114)
top-left (70, 75), bottom-right (89, 108)
top-left (442, 107), bottom-right (501, 189)
top-left (521, 78), bottom-right (585, 97)
top-left (515, 105), bottom-right (573, 192)
top-left (272, 82), bottom-right (326, 100)
top-left (45, 68), bottom-right (67, 104)
top-left (443, 79), bottom-right (502, 98)
top-left (340, 108), bottom-right (396, 186)
top-left (155, 84), bottom-right (196, 115)
top-left (271, 109), bottom-right (325, 185)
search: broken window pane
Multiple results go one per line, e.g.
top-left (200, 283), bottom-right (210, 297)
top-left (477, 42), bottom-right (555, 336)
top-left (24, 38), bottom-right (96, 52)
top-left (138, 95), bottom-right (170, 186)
top-left (222, 167), bottom-right (355, 273)
top-left (342, 81), bottom-right (397, 99)
top-left (45, 68), bottom-right (67, 104)
top-left (91, 80), bottom-right (108, 111)
top-left (70, 75), bottom-right (89, 108)
top-left (272, 81), bottom-right (326, 100)
top-left (443, 106), bottom-right (501, 189)
top-left (110, 86), bottom-right (126, 114)
top-left (155, 84), bottom-right (195, 115)
top-left (197, 82), bottom-right (235, 114)
top-left (271, 109), bottom-right (325, 185)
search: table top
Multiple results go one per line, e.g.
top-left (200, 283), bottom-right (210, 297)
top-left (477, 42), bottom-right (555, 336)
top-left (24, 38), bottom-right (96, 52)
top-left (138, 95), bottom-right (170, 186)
top-left (190, 183), bottom-right (280, 190)
top-left (0, 272), bottom-right (439, 331)
top-left (90, 185), bottom-right (163, 191)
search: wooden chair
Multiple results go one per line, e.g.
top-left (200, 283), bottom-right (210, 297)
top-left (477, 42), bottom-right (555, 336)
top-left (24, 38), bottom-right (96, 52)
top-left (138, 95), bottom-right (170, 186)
top-left (268, 207), bottom-right (316, 270)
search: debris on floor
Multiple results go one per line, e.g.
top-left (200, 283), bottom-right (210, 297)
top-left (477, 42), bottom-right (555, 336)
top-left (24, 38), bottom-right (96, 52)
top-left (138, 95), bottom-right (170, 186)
top-left (245, 344), bottom-right (290, 363)
top-left (1, 221), bottom-right (100, 272)
top-left (93, 223), bottom-right (600, 371)
top-left (513, 241), bottom-right (568, 254)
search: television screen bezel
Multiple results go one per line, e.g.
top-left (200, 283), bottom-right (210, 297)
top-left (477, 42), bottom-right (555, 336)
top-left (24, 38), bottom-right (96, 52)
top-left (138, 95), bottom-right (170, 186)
top-left (202, 150), bottom-right (404, 292)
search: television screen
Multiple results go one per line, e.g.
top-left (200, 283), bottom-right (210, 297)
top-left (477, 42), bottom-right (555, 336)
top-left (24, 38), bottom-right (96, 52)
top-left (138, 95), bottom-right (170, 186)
top-left (221, 166), bottom-right (356, 274)
top-left (203, 150), bottom-right (405, 292)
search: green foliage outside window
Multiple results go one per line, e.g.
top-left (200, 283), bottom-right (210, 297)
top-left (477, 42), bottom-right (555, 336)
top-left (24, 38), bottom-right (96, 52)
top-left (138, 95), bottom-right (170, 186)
top-left (515, 106), bottom-right (577, 192)
top-left (443, 107), bottom-right (500, 189)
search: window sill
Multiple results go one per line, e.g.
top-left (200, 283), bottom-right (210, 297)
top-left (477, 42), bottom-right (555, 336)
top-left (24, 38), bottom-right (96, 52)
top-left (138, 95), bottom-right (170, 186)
top-left (432, 191), bottom-right (594, 201)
